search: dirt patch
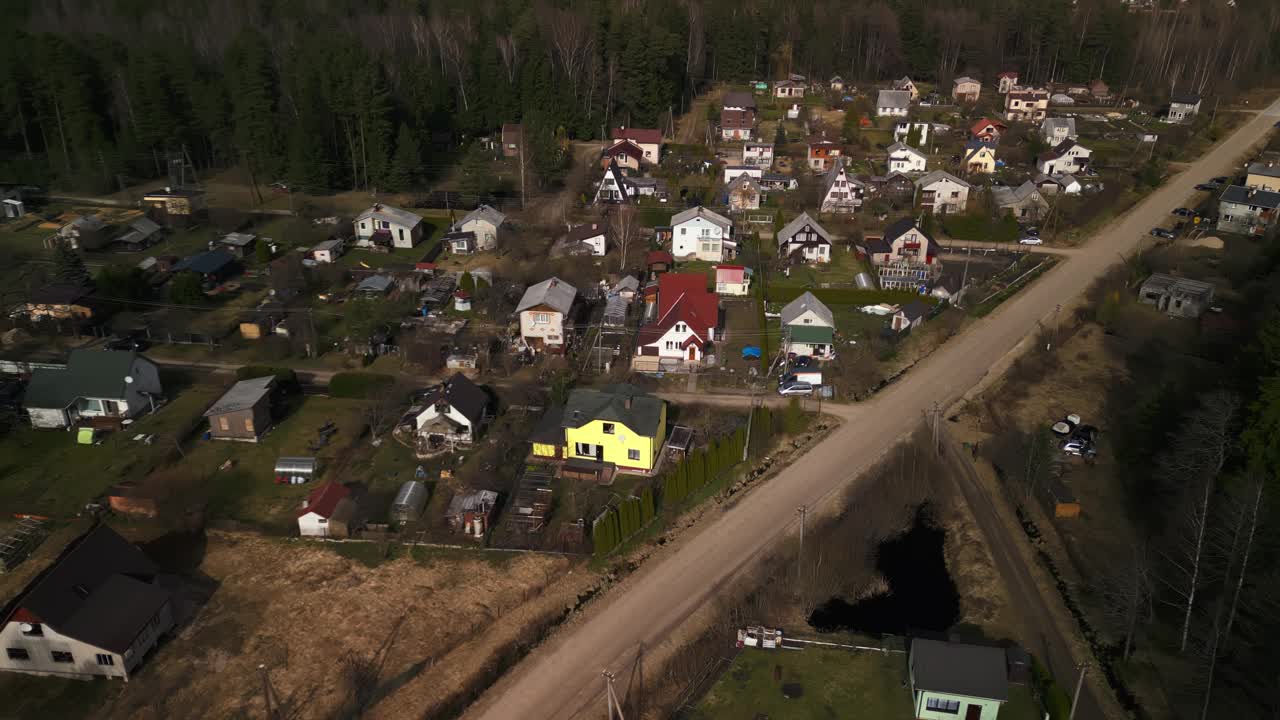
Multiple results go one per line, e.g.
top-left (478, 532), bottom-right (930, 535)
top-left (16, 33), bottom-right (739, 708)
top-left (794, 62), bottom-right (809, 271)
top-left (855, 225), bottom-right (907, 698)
top-left (100, 532), bottom-right (595, 720)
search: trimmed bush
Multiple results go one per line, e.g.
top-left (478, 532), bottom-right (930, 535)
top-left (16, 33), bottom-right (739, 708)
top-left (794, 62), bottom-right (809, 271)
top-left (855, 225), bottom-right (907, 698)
top-left (328, 372), bottom-right (395, 399)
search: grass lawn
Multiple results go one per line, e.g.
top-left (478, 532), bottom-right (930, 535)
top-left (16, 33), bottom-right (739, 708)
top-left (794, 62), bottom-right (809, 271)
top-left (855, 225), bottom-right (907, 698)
top-left (770, 246), bottom-right (870, 290)
top-left (0, 379), bottom-right (223, 518)
top-left (690, 646), bottom-right (912, 720)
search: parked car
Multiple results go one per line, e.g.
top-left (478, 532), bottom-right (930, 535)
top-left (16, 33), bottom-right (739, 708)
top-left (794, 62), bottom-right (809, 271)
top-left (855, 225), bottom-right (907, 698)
top-left (778, 381), bottom-right (814, 396)
top-left (791, 356), bottom-right (813, 368)
top-left (1022, 226), bottom-right (1040, 237)
top-left (1150, 228), bottom-right (1176, 240)
top-left (1061, 439), bottom-right (1096, 457)
top-left (1173, 207), bottom-right (1194, 216)
top-left (1195, 183), bottom-right (1218, 191)
top-left (1018, 236), bottom-right (1043, 245)
top-left (105, 335), bottom-right (149, 352)
top-left (1212, 176), bottom-right (1229, 185)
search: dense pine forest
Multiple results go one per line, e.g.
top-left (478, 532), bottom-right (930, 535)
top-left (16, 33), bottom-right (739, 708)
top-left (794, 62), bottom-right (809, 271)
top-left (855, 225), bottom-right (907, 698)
top-left (1, 0), bottom-right (1278, 195)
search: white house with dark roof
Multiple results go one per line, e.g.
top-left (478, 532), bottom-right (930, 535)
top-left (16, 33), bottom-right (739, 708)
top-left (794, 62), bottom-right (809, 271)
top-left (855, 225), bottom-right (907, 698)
top-left (780, 291), bottom-right (835, 358)
top-left (741, 141), bottom-right (774, 168)
top-left (0, 525), bottom-right (174, 680)
top-left (1037, 139), bottom-right (1092, 175)
top-left (777, 212), bottom-right (833, 263)
top-left (412, 373), bottom-right (490, 450)
top-left (671, 206), bottom-right (734, 261)
top-left (23, 350), bottom-right (162, 430)
top-left (1166, 92), bottom-right (1202, 123)
top-left (355, 204), bottom-right (424, 249)
top-left (909, 638), bottom-right (1009, 720)
top-left (820, 158), bottom-right (864, 214)
top-left (516, 277), bottom-right (577, 353)
top-left (877, 89), bottom-right (912, 117)
top-left (864, 218), bottom-right (942, 291)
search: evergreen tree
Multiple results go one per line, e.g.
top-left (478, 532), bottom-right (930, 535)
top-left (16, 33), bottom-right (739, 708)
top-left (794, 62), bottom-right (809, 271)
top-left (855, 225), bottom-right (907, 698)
top-left (169, 271), bottom-right (206, 305)
top-left (255, 239), bottom-right (272, 264)
top-left (459, 272), bottom-right (476, 293)
top-left (53, 240), bottom-right (91, 288)
top-left (386, 123), bottom-right (421, 192)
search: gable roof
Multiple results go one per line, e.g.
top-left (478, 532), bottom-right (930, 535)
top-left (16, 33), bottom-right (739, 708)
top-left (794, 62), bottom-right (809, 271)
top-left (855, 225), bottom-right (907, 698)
top-left (727, 173), bottom-right (763, 194)
top-left (993, 181), bottom-right (1046, 208)
top-left (459, 204), bottom-right (506, 229)
top-left (561, 385), bottom-right (664, 437)
top-left (639, 291), bottom-right (717, 348)
top-left (910, 638), bottom-right (1009, 702)
top-left (204, 376), bottom-right (275, 417)
top-left (722, 91), bottom-right (756, 110)
top-left (611, 127), bottom-right (662, 145)
top-left (887, 142), bottom-right (926, 160)
top-left (1041, 117), bottom-right (1077, 137)
top-left (915, 170), bottom-right (971, 189)
top-left (219, 232), bottom-right (256, 247)
top-left (29, 284), bottom-right (90, 306)
top-left (824, 157), bottom-right (862, 193)
top-left (1222, 185), bottom-right (1280, 209)
top-left (598, 160), bottom-right (634, 203)
top-left (420, 373), bottom-right (489, 425)
top-left (604, 139), bottom-right (646, 163)
top-left (356, 203), bottom-right (423, 228)
top-left (970, 119), bottom-right (1006, 136)
top-left (3, 524), bottom-right (168, 654)
top-left (899, 299), bottom-right (932, 322)
top-left (781, 291), bottom-right (834, 327)
top-left (1171, 92), bottom-right (1201, 105)
top-left (565, 222), bottom-right (606, 243)
top-left (1247, 162), bottom-right (1280, 179)
top-left (298, 482), bottom-right (352, 519)
top-left (963, 141), bottom-right (996, 163)
top-left (24, 350), bottom-right (149, 409)
top-left (175, 249), bottom-right (235, 275)
top-left (517, 276), bottom-right (577, 314)
top-left (658, 273), bottom-right (713, 316)
top-left (117, 217), bottom-right (162, 245)
top-left (877, 89), bottom-right (912, 110)
top-left (953, 76), bottom-right (979, 87)
top-left (646, 249), bottom-right (675, 266)
top-left (778, 212), bottom-right (832, 245)
top-left (671, 205), bottom-right (732, 231)
top-left (883, 217), bottom-right (934, 246)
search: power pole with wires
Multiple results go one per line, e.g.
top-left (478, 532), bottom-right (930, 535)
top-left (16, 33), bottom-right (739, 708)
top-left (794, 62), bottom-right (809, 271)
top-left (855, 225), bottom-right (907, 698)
top-left (795, 505), bottom-right (807, 583)
top-left (1068, 663), bottom-right (1088, 720)
top-left (519, 144), bottom-right (527, 210)
top-left (603, 670), bottom-right (626, 720)
top-left (930, 401), bottom-right (942, 455)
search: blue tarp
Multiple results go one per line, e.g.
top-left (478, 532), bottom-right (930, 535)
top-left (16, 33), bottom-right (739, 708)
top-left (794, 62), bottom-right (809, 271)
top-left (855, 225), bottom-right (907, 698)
top-left (742, 346), bottom-right (762, 359)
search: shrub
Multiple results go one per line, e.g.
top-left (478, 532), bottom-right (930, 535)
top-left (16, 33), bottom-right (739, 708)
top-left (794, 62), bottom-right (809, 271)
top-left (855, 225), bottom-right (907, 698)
top-left (328, 372), bottom-right (395, 399)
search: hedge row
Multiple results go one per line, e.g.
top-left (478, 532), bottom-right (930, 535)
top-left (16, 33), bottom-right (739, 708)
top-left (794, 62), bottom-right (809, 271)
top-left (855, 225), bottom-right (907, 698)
top-left (328, 372), bottom-right (396, 399)
top-left (769, 286), bottom-right (934, 307)
top-left (591, 488), bottom-right (656, 557)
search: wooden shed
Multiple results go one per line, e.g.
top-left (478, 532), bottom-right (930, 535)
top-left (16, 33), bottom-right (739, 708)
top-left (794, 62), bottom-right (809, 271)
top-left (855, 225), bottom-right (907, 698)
top-left (1042, 479), bottom-right (1080, 518)
top-left (203, 376), bottom-right (276, 442)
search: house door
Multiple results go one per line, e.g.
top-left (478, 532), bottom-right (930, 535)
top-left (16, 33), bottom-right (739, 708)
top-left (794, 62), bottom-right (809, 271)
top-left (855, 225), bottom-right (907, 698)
top-left (965, 704), bottom-right (981, 720)
top-left (687, 346), bottom-right (697, 361)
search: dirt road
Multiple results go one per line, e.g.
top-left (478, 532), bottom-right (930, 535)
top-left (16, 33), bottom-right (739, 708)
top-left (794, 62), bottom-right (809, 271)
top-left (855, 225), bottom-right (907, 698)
top-left (478, 101), bottom-right (1280, 720)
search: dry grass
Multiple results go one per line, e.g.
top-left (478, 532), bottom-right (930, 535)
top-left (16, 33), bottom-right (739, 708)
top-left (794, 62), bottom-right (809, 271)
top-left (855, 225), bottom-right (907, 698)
top-left (99, 531), bottom-right (594, 720)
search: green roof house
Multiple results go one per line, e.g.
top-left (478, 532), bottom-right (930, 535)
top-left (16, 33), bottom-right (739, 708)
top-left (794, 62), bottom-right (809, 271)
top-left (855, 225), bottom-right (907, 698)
top-left (23, 350), bottom-right (163, 429)
top-left (909, 638), bottom-right (1010, 720)
top-left (780, 291), bottom-right (835, 359)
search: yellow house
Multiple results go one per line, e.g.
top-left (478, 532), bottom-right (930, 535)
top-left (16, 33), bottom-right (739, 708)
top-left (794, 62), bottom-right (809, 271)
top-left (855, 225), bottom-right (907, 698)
top-left (1246, 162), bottom-right (1280, 192)
top-left (963, 142), bottom-right (997, 175)
top-left (530, 385), bottom-right (668, 475)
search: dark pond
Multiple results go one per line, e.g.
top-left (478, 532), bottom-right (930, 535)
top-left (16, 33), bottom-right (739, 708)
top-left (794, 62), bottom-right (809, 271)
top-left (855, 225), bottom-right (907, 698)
top-left (808, 505), bottom-right (960, 635)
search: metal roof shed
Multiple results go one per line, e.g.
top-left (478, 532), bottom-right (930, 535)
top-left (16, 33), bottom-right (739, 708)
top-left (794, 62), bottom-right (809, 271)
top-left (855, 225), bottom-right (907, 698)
top-left (391, 480), bottom-right (429, 526)
top-left (274, 456), bottom-right (318, 483)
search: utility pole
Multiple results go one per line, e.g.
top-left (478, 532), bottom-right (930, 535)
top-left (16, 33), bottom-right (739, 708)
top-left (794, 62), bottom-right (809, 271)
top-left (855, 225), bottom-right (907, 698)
top-left (796, 505), bottom-right (807, 583)
top-left (930, 401), bottom-right (941, 455)
top-left (603, 670), bottom-right (626, 720)
top-left (519, 144), bottom-right (527, 210)
top-left (1068, 663), bottom-right (1088, 720)
top-left (1048, 303), bottom-right (1061, 351)
top-left (259, 664), bottom-right (279, 720)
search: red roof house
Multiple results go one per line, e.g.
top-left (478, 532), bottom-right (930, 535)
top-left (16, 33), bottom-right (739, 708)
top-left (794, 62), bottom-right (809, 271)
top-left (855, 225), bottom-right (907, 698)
top-left (297, 482), bottom-right (358, 538)
top-left (658, 272), bottom-right (713, 316)
top-left (970, 119), bottom-right (1008, 141)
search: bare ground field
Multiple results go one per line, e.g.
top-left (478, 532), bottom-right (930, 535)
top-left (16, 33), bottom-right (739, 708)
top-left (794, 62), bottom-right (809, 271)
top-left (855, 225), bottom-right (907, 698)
top-left (97, 531), bottom-right (597, 720)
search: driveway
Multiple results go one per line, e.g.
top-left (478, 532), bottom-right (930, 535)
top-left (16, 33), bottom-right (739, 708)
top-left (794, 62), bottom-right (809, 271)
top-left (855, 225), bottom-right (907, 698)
top-left (462, 98), bottom-right (1280, 720)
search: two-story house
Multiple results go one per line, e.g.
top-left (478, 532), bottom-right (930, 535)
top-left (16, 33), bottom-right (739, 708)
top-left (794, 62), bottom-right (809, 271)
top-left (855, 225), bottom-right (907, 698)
top-left (962, 140), bottom-right (998, 174)
top-left (0, 525), bottom-right (175, 681)
top-left (1166, 92), bottom-right (1202, 123)
top-left (777, 212), bottom-right (833, 264)
top-left (952, 76), bottom-right (981, 103)
top-left (876, 89), bottom-right (912, 118)
top-left (601, 139), bottom-right (646, 171)
top-left (726, 174), bottom-right (763, 212)
top-left (1037, 139), bottom-right (1092, 175)
top-left (1218, 185), bottom-right (1280, 235)
top-left (713, 265), bottom-right (752, 296)
top-left (820, 158), bottom-right (865, 214)
top-left (893, 76), bottom-right (919, 100)
top-left (1004, 88), bottom-right (1050, 122)
top-left (635, 273), bottom-right (719, 364)
top-left (24, 350), bottom-right (162, 430)
top-left (671, 206), bottom-right (734, 261)
top-left (721, 92), bottom-right (757, 141)
top-left (412, 373), bottom-right (490, 452)
top-left (530, 385), bottom-right (667, 475)
top-left (781, 291), bottom-right (835, 358)
top-left (741, 141), bottom-right (774, 168)
top-left (355, 204), bottom-right (424, 249)
top-left (610, 127), bottom-right (662, 163)
top-left (864, 217), bottom-right (942, 291)
top-left (915, 171), bottom-right (972, 215)
top-left (516, 277), bottom-right (577, 353)
top-left (993, 181), bottom-right (1050, 221)
top-left (1245, 162), bottom-right (1280, 191)
top-left (1040, 117), bottom-right (1078, 144)
top-left (594, 160), bottom-right (634, 204)
top-left (807, 139), bottom-right (843, 172)
top-left (887, 142), bottom-right (928, 174)
top-left (909, 639), bottom-right (1009, 720)
top-left (997, 71), bottom-right (1020, 94)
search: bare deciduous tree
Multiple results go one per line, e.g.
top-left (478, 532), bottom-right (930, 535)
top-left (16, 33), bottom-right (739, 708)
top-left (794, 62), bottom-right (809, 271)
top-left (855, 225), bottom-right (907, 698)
top-left (609, 205), bottom-right (640, 272)
top-left (1100, 544), bottom-right (1153, 662)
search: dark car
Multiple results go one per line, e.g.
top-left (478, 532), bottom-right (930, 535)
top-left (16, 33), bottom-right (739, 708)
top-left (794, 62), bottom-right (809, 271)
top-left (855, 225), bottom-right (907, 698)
top-left (1212, 176), bottom-right (1229, 185)
top-left (792, 356), bottom-right (813, 368)
top-left (1150, 228), bottom-right (1177, 240)
top-left (1195, 183), bottom-right (1218, 191)
top-left (1022, 226), bottom-right (1040, 237)
top-left (104, 336), bottom-right (149, 352)
top-left (1173, 207), bottom-right (1194, 216)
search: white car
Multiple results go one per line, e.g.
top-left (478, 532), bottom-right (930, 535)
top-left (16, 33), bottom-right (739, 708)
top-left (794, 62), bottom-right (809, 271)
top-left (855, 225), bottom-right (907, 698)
top-left (778, 382), bottom-right (814, 396)
top-left (1018, 236), bottom-right (1043, 245)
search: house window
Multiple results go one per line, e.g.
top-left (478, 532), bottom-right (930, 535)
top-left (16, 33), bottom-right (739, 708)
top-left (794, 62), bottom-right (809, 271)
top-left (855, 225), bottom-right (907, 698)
top-left (602, 423), bottom-right (615, 435)
top-left (7, 648), bottom-right (29, 661)
top-left (380, 221), bottom-right (390, 229)
top-left (628, 449), bottom-right (641, 461)
top-left (244, 417), bottom-right (254, 432)
top-left (575, 442), bottom-right (597, 457)
top-left (680, 228), bottom-right (687, 235)
top-left (317, 518), bottom-right (327, 524)
top-left (398, 229), bottom-right (405, 243)
top-left (925, 697), bottom-right (961, 714)
top-left (219, 416), bottom-right (230, 431)
top-left (360, 222), bottom-right (367, 230)
top-left (51, 651), bottom-right (74, 664)
top-left (676, 323), bottom-right (686, 332)
top-left (534, 312), bottom-right (549, 324)
top-left (96, 654), bottom-right (115, 666)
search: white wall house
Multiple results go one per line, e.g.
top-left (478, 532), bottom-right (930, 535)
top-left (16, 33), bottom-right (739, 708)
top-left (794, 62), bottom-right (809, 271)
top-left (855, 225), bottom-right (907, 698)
top-left (671, 207), bottom-right (734, 261)
top-left (742, 142), bottom-right (774, 168)
top-left (24, 350), bottom-right (162, 429)
top-left (877, 89), bottom-right (911, 117)
top-left (354, 204), bottom-right (424, 249)
top-left (820, 158), bottom-right (865, 214)
top-left (454, 205), bottom-right (506, 252)
top-left (892, 121), bottom-right (931, 146)
top-left (0, 525), bottom-right (174, 681)
top-left (1037, 140), bottom-right (1092, 175)
top-left (1040, 117), bottom-right (1078, 144)
top-left (915, 171), bottom-right (972, 215)
top-left (777, 212), bottom-right (833, 264)
top-left (780, 291), bottom-right (835, 357)
top-left (311, 238), bottom-right (345, 264)
top-left (722, 165), bottom-right (764, 184)
top-left (594, 160), bottom-right (633, 204)
top-left (516, 277), bottom-right (578, 353)
top-left (887, 142), bottom-right (928, 174)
